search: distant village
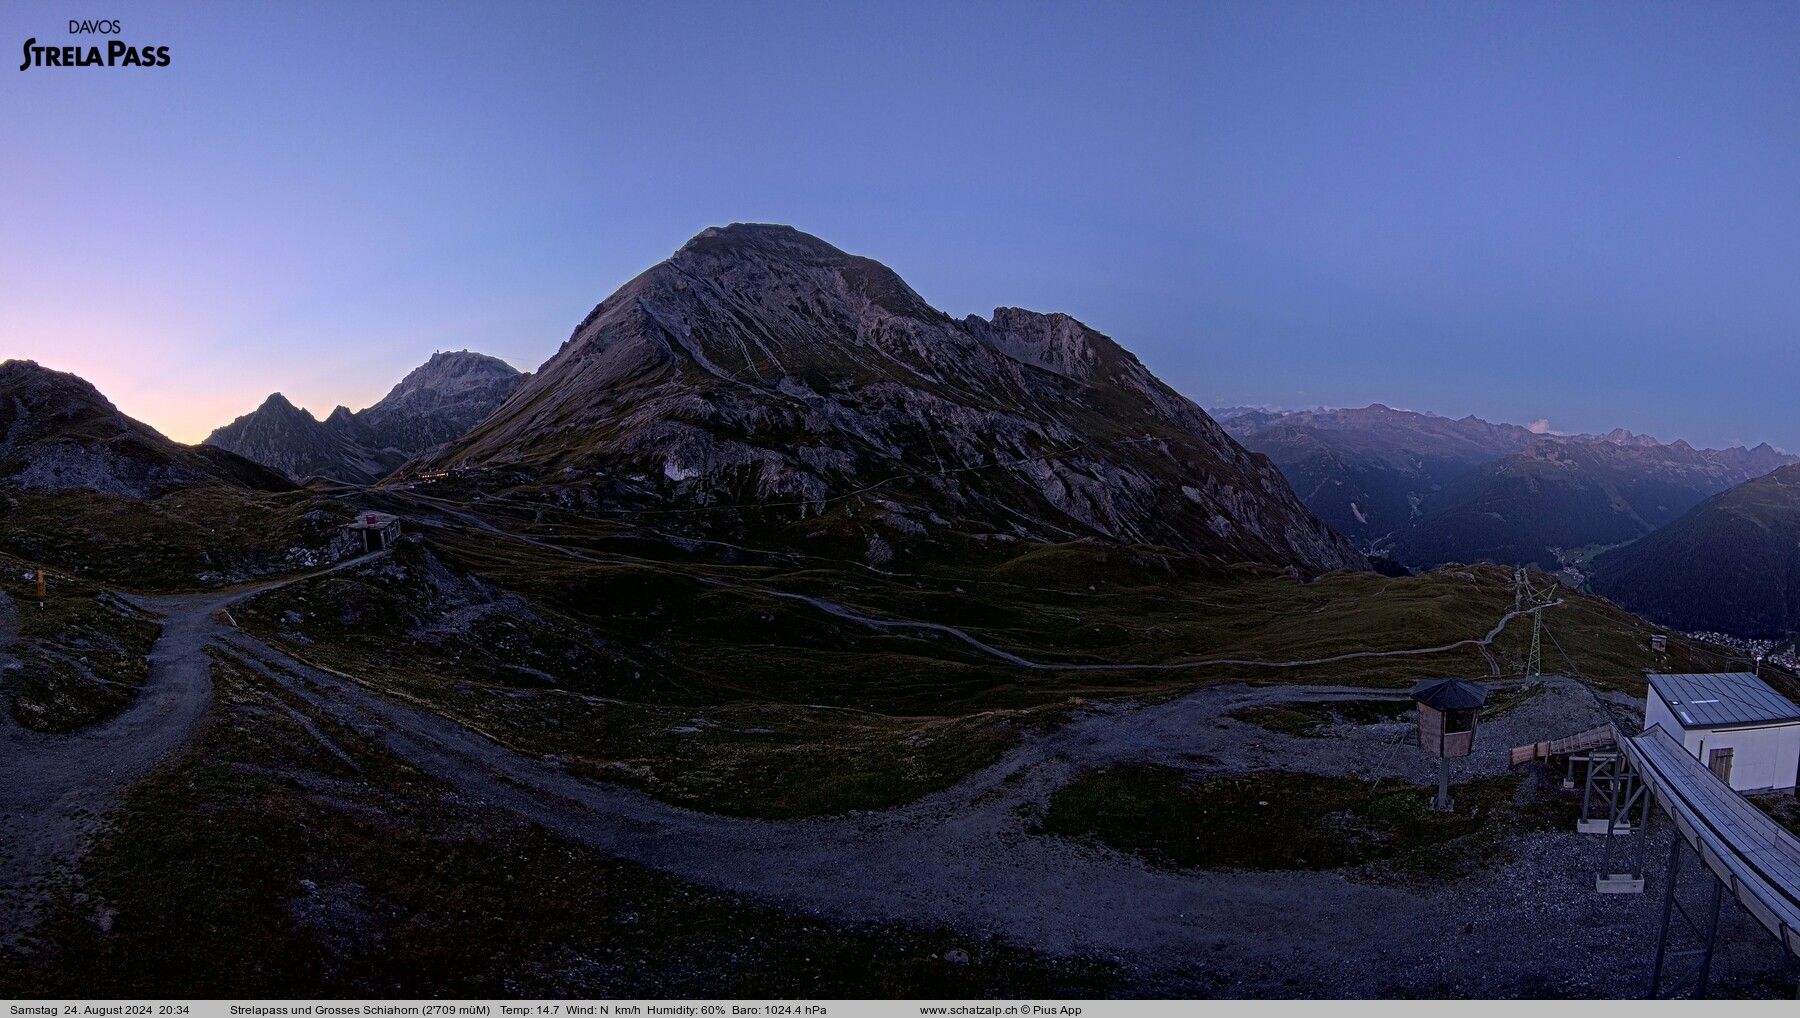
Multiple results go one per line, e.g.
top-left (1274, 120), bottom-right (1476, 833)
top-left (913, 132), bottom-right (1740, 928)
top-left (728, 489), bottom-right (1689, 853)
top-left (1686, 630), bottom-right (1800, 677)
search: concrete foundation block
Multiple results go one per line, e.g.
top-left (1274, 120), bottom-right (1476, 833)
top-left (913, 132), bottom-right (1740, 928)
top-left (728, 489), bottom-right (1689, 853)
top-left (1597, 874), bottom-right (1645, 894)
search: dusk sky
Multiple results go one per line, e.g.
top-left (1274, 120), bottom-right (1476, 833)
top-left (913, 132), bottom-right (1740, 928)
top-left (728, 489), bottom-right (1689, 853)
top-left (4, 3), bottom-right (1798, 448)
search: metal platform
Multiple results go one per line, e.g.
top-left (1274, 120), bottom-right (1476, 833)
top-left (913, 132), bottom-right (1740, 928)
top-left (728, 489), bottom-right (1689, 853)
top-left (1518, 718), bottom-right (1800, 995)
top-left (1621, 725), bottom-right (1800, 960)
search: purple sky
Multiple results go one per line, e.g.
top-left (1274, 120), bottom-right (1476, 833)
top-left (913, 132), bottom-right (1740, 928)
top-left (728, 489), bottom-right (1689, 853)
top-left (4, 3), bottom-right (1798, 449)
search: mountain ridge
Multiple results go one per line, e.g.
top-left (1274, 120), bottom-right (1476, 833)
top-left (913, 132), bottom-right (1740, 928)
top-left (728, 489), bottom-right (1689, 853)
top-left (206, 350), bottom-right (523, 484)
top-left (409, 223), bottom-right (1366, 573)
top-left (0, 359), bottom-right (290, 498)
top-left (1220, 403), bottom-right (1796, 569)
top-left (1590, 462), bottom-right (1800, 637)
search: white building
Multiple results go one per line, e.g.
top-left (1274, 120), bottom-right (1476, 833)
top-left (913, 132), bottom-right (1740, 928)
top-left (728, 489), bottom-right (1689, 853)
top-left (1644, 672), bottom-right (1800, 793)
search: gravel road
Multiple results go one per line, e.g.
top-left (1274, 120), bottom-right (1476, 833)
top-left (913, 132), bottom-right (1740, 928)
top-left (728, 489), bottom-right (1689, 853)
top-left (3, 546), bottom-right (1789, 993)
top-left (0, 555), bottom-right (381, 948)
top-left (218, 636), bottom-right (1788, 995)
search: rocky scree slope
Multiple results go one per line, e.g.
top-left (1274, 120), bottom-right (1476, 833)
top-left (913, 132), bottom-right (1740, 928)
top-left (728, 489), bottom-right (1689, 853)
top-left (409, 224), bottom-right (1365, 574)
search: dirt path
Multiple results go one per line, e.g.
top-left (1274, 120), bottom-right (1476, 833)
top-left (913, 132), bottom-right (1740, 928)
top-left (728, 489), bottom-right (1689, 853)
top-left (0, 554), bottom-right (382, 948)
top-left (394, 490), bottom-right (1545, 673)
top-left (0, 588), bottom-right (17, 674)
top-left (5, 555), bottom-right (1775, 993)
top-left (764, 591), bottom-right (1556, 672)
top-left (217, 636), bottom-right (1685, 993)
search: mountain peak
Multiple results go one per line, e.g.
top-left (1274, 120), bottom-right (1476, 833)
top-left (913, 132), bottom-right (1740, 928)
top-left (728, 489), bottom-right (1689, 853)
top-left (382, 350), bottom-right (519, 403)
top-left (257, 391), bottom-right (307, 414)
top-left (208, 351), bottom-right (523, 484)
top-left (0, 358), bottom-right (114, 411)
top-left (408, 226), bottom-right (1367, 574)
top-left (657, 223), bottom-right (942, 322)
top-left (676, 223), bottom-right (850, 262)
top-left (1, 361), bottom-right (289, 497)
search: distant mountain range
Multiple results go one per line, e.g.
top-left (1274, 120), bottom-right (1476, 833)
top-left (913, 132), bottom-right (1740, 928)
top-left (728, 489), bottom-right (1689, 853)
top-left (205, 351), bottom-right (523, 484)
top-left (1214, 405), bottom-right (1538, 552)
top-left (409, 223), bottom-right (1366, 573)
top-left (1217, 404), bottom-right (1794, 572)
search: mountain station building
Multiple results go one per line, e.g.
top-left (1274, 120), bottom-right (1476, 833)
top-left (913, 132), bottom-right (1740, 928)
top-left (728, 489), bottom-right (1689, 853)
top-left (1644, 671), bottom-right (1800, 793)
top-left (340, 512), bottom-right (402, 555)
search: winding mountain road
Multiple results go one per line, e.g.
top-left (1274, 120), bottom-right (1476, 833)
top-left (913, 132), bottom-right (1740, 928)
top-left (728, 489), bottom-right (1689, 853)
top-left (217, 635), bottom-right (1627, 992)
top-left (0, 554), bottom-right (380, 947)
top-left (0, 536), bottom-right (1566, 988)
top-left (393, 489), bottom-right (1543, 673)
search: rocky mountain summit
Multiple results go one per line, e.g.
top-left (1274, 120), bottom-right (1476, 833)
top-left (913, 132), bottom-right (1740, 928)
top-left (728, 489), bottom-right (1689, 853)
top-left (207, 351), bottom-right (522, 484)
top-left (357, 351), bottom-right (527, 454)
top-left (0, 360), bottom-right (288, 498)
top-left (411, 224), bottom-right (1365, 573)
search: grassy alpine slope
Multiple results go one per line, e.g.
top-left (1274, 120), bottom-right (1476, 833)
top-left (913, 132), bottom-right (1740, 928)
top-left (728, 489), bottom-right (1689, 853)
top-left (231, 501), bottom-right (1729, 819)
top-left (0, 487), bottom-right (346, 591)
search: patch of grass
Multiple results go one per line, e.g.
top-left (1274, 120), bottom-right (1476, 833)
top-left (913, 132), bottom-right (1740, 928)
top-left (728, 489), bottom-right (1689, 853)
top-left (1230, 705), bottom-right (1327, 737)
top-left (1040, 764), bottom-right (1568, 880)
top-left (0, 487), bottom-right (343, 591)
top-left (1483, 681), bottom-right (1546, 718)
top-left (0, 553), bottom-right (158, 732)
top-left (236, 538), bottom-right (1043, 818)
top-left (1, 651), bottom-right (1113, 998)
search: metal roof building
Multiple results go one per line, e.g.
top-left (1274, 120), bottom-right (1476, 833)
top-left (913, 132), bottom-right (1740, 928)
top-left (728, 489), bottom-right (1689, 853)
top-left (1644, 672), bottom-right (1800, 792)
top-left (1647, 672), bottom-right (1800, 729)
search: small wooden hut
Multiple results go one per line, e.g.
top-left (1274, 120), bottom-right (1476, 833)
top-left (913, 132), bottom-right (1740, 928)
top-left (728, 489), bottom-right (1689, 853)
top-left (1412, 677), bottom-right (1489, 810)
top-left (1413, 677), bottom-right (1488, 758)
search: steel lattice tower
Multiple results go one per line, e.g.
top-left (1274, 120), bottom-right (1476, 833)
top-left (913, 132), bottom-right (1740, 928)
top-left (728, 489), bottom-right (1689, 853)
top-left (1527, 608), bottom-right (1543, 676)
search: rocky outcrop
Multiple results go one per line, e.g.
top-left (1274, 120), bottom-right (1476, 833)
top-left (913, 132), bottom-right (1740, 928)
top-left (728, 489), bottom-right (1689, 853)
top-left (0, 360), bottom-right (289, 498)
top-left (411, 224), bottom-right (1366, 574)
top-left (357, 351), bottom-right (525, 455)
